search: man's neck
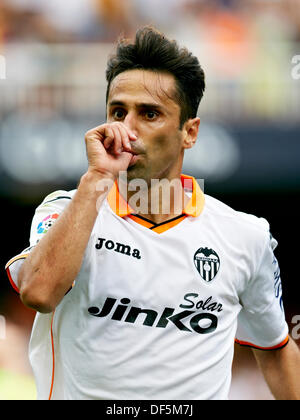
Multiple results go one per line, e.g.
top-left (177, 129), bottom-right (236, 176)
top-left (118, 175), bottom-right (190, 224)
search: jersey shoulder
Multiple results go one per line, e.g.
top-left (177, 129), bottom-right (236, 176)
top-left (36, 189), bottom-right (77, 212)
top-left (204, 193), bottom-right (271, 240)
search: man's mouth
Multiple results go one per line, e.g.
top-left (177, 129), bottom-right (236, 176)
top-left (129, 146), bottom-right (144, 155)
top-left (128, 154), bottom-right (140, 166)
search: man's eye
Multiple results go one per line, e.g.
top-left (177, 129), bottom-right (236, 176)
top-left (145, 111), bottom-right (158, 120)
top-left (113, 109), bottom-right (125, 119)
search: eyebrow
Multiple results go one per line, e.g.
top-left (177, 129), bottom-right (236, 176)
top-left (108, 100), bottom-right (164, 111)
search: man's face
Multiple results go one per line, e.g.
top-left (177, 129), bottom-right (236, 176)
top-left (106, 69), bottom-right (186, 182)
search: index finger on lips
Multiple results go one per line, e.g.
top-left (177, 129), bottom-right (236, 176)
top-left (103, 127), bottom-right (114, 149)
top-left (119, 123), bottom-right (138, 143)
top-left (111, 125), bottom-right (122, 155)
top-left (117, 124), bottom-right (132, 152)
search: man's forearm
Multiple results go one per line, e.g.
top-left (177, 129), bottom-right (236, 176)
top-left (253, 338), bottom-right (300, 400)
top-left (19, 170), bottom-right (112, 313)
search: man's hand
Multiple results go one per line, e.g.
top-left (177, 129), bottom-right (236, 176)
top-left (85, 122), bottom-right (137, 179)
top-left (18, 123), bottom-right (138, 313)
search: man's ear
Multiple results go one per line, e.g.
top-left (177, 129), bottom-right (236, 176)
top-left (182, 117), bottom-right (200, 149)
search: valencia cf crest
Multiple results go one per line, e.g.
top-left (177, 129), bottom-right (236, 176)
top-left (194, 247), bottom-right (220, 283)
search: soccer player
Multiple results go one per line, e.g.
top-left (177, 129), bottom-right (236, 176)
top-left (5, 27), bottom-right (300, 400)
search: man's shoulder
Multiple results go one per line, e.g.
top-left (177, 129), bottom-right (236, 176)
top-left (204, 193), bottom-right (271, 238)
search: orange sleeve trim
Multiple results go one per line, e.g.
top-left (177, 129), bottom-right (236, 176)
top-left (235, 335), bottom-right (289, 351)
top-left (5, 253), bottom-right (30, 270)
top-left (6, 266), bottom-right (20, 294)
top-left (5, 254), bottom-right (29, 294)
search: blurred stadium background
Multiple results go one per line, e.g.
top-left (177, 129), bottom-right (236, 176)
top-left (0, 0), bottom-right (299, 400)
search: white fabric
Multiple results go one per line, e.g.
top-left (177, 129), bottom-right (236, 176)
top-left (6, 183), bottom-right (288, 400)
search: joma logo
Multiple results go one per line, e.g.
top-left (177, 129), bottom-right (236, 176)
top-left (88, 297), bottom-right (219, 335)
top-left (95, 238), bottom-right (141, 259)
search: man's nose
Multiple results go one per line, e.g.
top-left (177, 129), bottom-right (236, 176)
top-left (124, 112), bottom-right (138, 137)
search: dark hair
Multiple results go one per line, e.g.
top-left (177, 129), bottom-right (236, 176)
top-left (106, 26), bottom-right (206, 128)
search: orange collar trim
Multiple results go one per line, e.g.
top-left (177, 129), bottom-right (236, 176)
top-left (107, 174), bottom-right (205, 218)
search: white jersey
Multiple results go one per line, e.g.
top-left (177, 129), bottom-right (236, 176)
top-left (6, 175), bottom-right (289, 400)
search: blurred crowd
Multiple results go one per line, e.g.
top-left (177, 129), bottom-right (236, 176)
top-left (0, 0), bottom-right (299, 193)
top-left (0, 0), bottom-right (300, 45)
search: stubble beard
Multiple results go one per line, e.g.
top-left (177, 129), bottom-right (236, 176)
top-left (125, 161), bottom-right (153, 187)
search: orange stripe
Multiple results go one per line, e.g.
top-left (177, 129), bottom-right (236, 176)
top-left (235, 335), bottom-right (289, 350)
top-left (128, 215), bottom-right (155, 228)
top-left (151, 215), bottom-right (187, 234)
top-left (48, 311), bottom-right (56, 400)
top-left (181, 174), bottom-right (205, 217)
top-left (107, 174), bottom-right (205, 219)
top-left (107, 182), bottom-right (133, 217)
top-left (128, 214), bottom-right (187, 233)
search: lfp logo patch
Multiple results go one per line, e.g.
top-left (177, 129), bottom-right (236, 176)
top-left (37, 213), bottom-right (59, 234)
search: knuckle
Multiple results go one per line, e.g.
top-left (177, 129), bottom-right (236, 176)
top-left (85, 127), bottom-right (98, 138)
top-left (84, 130), bottom-right (92, 138)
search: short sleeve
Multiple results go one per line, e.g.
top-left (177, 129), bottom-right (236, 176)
top-left (5, 190), bottom-right (75, 293)
top-left (236, 232), bottom-right (289, 350)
